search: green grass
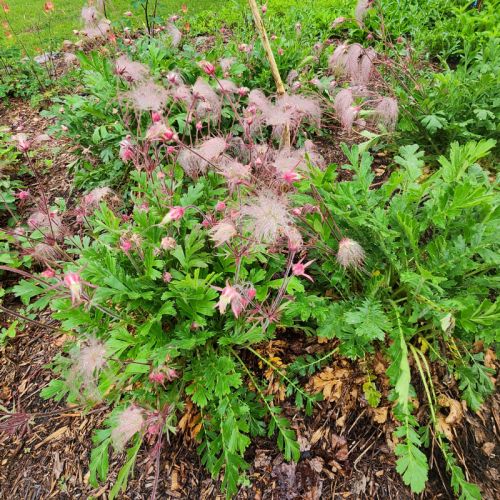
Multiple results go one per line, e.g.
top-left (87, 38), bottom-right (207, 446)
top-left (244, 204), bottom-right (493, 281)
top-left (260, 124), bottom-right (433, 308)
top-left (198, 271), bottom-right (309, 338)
top-left (0, 0), bottom-right (232, 53)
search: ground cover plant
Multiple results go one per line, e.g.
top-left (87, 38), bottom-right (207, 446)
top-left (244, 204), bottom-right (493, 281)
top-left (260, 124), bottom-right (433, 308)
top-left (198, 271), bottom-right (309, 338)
top-left (0, 0), bottom-right (498, 499)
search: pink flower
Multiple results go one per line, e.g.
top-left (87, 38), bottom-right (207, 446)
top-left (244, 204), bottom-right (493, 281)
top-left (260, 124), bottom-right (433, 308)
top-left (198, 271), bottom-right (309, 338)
top-left (215, 201), bottom-right (226, 212)
top-left (196, 121), bottom-right (203, 131)
top-left (120, 238), bottom-right (132, 253)
top-left (152, 111), bottom-right (162, 123)
top-left (162, 271), bottom-right (172, 283)
top-left (64, 272), bottom-right (83, 305)
top-left (282, 171), bottom-right (302, 184)
top-left (146, 122), bottom-right (175, 141)
top-left (124, 11), bottom-right (132, 17)
top-left (200, 60), bottom-right (215, 76)
top-left (215, 282), bottom-right (248, 317)
top-left (278, 48), bottom-right (284, 56)
top-left (292, 258), bottom-right (315, 282)
top-left (41, 268), bottom-right (55, 278)
top-left (120, 137), bottom-right (134, 162)
top-left (238, 87), bottom-right (249, 97)
top-left (161, 206), bottom-right (185, 224)
top-left (166, 146), bottom-right (176, 155)
top-left (16, 190), bottom-right (30, 200)
top-left (261, 4), bottom-right (267, 14)
top-left (157, 171), bottom-right (165, 179)
top-left (337, 238), bottom-right (365, 269)
top-left (149, 371), bottom-right (165, 384)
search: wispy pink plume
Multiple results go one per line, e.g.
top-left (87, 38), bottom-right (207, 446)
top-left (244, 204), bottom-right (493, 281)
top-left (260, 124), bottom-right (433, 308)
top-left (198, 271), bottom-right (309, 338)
top-left (193, 78), bottom-right (222, 121)
top-left (172, 84), bottom-right (193, 107)
top-left (178, 137), bottom-right (227, 178)
top-left (30, 243), bottom-right (61, 263)
top-left (81, 6), bottom-right (110, 39)
top-left (241, 191), bottom-right (293, 243)
top-left (219, 57), bottom-right (236, 74)
top-left (345, 44), bottom-right (363, 81)
top-left (124, 80), bottom-right (169, 112)
top-left (355, 0), bottom-right (371, 23)
top-left (274, 148), bottom-right (305, 173)
top-left (279, 94), bottom-right (321, 128)
top-left (287, 70), bottom-right (299, 86)
top-left (115, 55), bottom-right (150, 83)
top-left (216, 79), bottom-right (238, 95)
top-left (356, 54), bottom-right (373, 85)
top-left (166, 23), bottom-right (182, 47)
top-left (111, 406), bottom-right (144, 452)
top-left (337, 237), bottom-right (365, 268)
top-left (329, 43), bottom-right (348, 76)
top-left (304, 140), bottom-right (326, 169)
top-left (334, 88), bottom-right (353, 116)
top-left (375, 97), bottom-right (399, 130)
top-left (28, 211), bottom-right (65, 239)
top-left (76, 336), bottom-right (107, 379)
top-left (219, 158), bottom-right (251, 189)
top-left (82, 187), bottom-right (113, 209)
top-left (209, 221), bottom-right (237, 246)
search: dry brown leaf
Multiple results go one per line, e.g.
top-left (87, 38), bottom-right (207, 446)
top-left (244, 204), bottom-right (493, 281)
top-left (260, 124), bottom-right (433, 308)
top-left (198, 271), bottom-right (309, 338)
top-left (437, 414), bottom-right (454, 441)
top-left (372, 406), bottom-right (388, 424)
top-left (310, 427), bottom-right (324, 445)
top-left (482, 442), bottom-right (495, 457)
top-left (438, 395), bottom-right (463, 425)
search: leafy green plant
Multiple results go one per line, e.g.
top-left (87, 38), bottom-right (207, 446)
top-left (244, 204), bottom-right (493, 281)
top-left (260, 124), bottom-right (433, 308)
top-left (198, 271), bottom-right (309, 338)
top-left (303, 139), bottom-right (498, 496)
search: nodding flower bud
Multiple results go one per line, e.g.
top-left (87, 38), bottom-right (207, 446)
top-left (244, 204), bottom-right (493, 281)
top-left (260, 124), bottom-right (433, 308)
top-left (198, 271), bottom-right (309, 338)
top-left (16, 190), bottom-right (30, 200)
top-left (152, 111), bottom-right (162, 123)
top-left (396, 36), bottom-right (404, 44)
top-left (282, 171), bottom-right (302, 184)
top-left (124, 11), bottom-right (132, 17)
top-left (270, 34), bottom-right (277, 41)
top-left (163, 128), bottom-right (175, 141)
top-left (195, 121), bottom-right (203, 131)
top-left (63, 272), bottom-right (83, 305)
top-left (237, 86), bottom-right (249, 97)
top-left (149, 371), bottom-right (165, 384)
top-left (163, 206), bottom-right (185, 223)
top-left (199, 60), bottom-right (215, 76)
top-left (160, 236), bottom-right (176, 250)
top-left (120, 238), bottom-right (132, 253)
top-left (261, 4), bottom-right (267, 13)
top-left (215, 201), bottom-right (226, 212)
top-left (278, 48), bottom-right (284, 56)
top-left (162, 271), bottom-right (172, 283)
top-left (41, 268), bottom-right (55, 278)
top-left (367, 33), bottom-right (374, 40)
